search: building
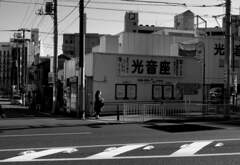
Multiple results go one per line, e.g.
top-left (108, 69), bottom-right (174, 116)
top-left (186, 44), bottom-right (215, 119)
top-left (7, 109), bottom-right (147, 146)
top-left (62, 33), bottom-right (101, 57)
top-left (124, 10), bottom-right (195, 34)
top-left (28, 56), bottom-right (51, 111)
top-left (61, 10), bottom-right (240, 117)
top-left (0, 43), bottom-right (13, 95)
top-left (174, 10), bottom-right (195, 31)
top-left (10, 29), bottom-right (40, 102)
top-left (84, 32), bottom-right (203, 115)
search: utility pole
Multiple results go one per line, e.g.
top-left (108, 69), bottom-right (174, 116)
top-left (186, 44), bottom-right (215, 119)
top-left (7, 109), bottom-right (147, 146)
top-left (37, 1), bottom-right (58, 113)
top-left (78, 0), bottom-right (85, 119)
top-left (52, 0), bottom-right (58, 114)
top-left (22, 29), bottom-right (26, 105)
top-left (224, 0), bottom-right (231, 118)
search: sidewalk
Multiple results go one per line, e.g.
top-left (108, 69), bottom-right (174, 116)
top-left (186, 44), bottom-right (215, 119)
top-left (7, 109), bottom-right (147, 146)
top-left (0, 116), bottom-right (124, 130)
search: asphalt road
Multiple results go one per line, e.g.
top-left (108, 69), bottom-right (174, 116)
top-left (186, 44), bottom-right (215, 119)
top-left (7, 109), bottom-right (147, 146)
top-left (1, 121), bottom-right (240, 164)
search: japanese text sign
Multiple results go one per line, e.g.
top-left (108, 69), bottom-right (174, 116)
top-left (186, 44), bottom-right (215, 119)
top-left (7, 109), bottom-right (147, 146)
top-left (117, 55), bottom-right (183, 77)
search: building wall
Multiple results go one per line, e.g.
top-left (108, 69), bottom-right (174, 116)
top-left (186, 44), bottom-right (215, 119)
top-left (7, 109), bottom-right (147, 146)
top-left (62, 33), bottom-right (101, 57)
top-left (204, 36), bottom-right (240, 84)
top-left (92, 53), bottom-right (202, 104)
top-left (124, 12), bottom-right (139, 32)
top-left (118, 32), bottom-right (195, 56)
top-left (174, 10), bottom-right (194, 30)
top-left (64, 58), bottom-right (77, 79)
top-left (98, 35), bottom-right (119, 53)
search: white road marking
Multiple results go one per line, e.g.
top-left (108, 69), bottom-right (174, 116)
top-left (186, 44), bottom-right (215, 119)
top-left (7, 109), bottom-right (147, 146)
top-left (87, 144), bottom-right (147, 159)
top-left (3, 148), bottom-right (77, 162)
top-left (215, 142), bottom-right (224, 147)
top-left (0, 132), bottom-right (91, 138)
top-left (171, 141), bottom-right (212, 156)
top-left (2, 152), bottom-right (240, 162)
top-left (1, 137), bottom-right (240, 162)
top-left (143, 145), bottom-right (154, 150)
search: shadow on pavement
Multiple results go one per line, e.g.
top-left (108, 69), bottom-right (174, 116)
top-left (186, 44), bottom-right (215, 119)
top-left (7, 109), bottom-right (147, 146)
top-left (144, 123), bottom-right (223, 133)
top-left (0, 120), bottom-right (120, 132)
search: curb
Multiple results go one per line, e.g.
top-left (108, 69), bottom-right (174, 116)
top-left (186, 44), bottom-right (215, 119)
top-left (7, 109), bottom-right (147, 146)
top-left (0, 119), bottom-right (125, 131)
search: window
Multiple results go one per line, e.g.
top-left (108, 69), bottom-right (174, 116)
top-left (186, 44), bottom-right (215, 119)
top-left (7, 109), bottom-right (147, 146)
top-left (152, 84), bottom-right (174, 100)
top-left (219, 59), bottom-right (224, 67)
top-left (115, 84), bottom-right (137, 100)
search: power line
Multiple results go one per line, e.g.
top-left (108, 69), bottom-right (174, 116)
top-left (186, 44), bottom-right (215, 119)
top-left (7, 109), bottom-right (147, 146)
top-left (87, 6), bottom-right (178, 15)
top-left (0, 0), bottom-right (43, 5)
top-left (122, 0), bottom-right (186, 6)
top-left (36, 16), bottom-right (46, 28)
top-left (87, 17), bottom-right (123, 23)
top-left (86, 1), bottom-right (185, 7)
top-left (85, 0), bottom-right (92, 7)
top-left (0, 0), bottom-right (227, 8)
top-left (19, 2), bottom-right (32, 28)
top-left (60, 16), bottom-right (78, 32)
top-left (26, 2), bottom-right (39, 28)
top-left (58, 3), bottom-right (78, 23)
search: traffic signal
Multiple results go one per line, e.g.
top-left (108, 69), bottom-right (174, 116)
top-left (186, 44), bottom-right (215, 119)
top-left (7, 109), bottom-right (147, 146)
top-left (45, 2), bottom-right (53, 15)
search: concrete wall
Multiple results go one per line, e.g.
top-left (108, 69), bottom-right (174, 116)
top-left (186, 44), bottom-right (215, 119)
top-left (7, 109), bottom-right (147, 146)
top-left (118, 32), bottom-right (195, 56)
top-left (98, 35), bottom-right (119, 53)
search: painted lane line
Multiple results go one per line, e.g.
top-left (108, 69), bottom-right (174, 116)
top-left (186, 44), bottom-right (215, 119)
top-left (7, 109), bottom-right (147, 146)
top-left (171, 141), bottom-right (212, 156)
top-left (0, 132), bottom-right (91, 138)
top-left (87, 144), bottom-right (147, 159)
top-left (3, 148), bottom-right (76, 162)
top-left (1, 137), bottom-right (240, 153)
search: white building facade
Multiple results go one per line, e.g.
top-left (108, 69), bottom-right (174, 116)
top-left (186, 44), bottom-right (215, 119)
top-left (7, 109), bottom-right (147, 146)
top-left (84, 31), bottom-right (203, 115)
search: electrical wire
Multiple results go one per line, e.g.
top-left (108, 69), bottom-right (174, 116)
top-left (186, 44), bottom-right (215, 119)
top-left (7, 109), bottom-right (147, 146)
top-left (0, 0), bottom-right (227, 8)
top-left (122, 0), bottom-right (186, 6)
top-left (25, 2), bottom-right (39, 28)
top-left (85, 0), bottom-right (92, 7)
top-left (87, 17), bottom-right (123, 23)
top-left (60, 16), bottom-right (78, 32)
top-left (58, 4), bottom-right (78, 24)
top-left (19, 2), bottom-right (32, 28)
top-left (87, 6), bottom-right (178, 15)
top-left (36, 16), bottom-right (46, 28)
top-left (86, 1), bottom-right (184, 7)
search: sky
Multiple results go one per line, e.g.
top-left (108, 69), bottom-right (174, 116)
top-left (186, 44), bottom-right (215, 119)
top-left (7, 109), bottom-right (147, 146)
top-left (0, 0), bottom-right (240, 56)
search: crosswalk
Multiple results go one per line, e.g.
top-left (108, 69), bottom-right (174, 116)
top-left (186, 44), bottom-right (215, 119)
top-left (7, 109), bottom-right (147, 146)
top-left (0, 139), bottom-right (240, 162)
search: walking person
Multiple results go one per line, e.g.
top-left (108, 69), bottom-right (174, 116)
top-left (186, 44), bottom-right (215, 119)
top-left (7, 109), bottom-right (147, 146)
top-left (94, 90), bottom-right (104, 119)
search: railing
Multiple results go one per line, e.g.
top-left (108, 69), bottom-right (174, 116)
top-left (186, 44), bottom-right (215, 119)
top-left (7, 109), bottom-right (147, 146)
top-left (98, 101), bottom-right (240, 122)
top-left (122, 103), bottom-right (240, 122)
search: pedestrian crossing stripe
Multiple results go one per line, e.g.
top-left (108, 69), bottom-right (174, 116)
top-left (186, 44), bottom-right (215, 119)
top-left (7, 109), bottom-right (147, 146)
top-left (1, 139), bottom-right (239, 162)
top-left (171, 141), bottom-right (212, 156)
top-left (3, 148), bottom-right (78, 162)
top-left (87, 144), bottom-right (147, 159)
